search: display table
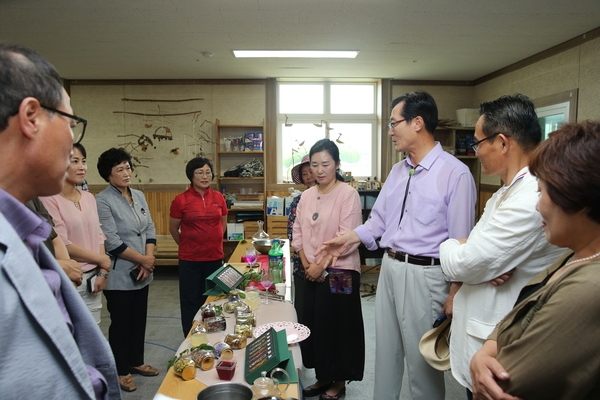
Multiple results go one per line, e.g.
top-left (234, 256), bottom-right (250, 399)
top-left (156, 242), bottom-right (300, 399)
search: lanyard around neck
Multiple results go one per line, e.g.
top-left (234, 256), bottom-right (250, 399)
top-left (398, 165), bottom-right (418, 226)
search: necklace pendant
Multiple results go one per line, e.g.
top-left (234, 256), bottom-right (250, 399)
top-left (74, 202), bottom-right (80, 210)
top-left (312, 212), bottom-right (319, 221)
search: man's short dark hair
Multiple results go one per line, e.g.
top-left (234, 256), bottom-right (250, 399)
top-left (479, 94), bottom-right (541, 153)
top-left (0, 42), bottom-right (63, 131)
top-left (391, 91), bottom-right (439, 134)
top-left (185, 157), bottom-right (214, 182)
top-left (97, 148), bottom-right (133, 182)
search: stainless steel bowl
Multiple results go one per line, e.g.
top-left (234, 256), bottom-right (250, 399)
top-left (252, 239), bottom-right (285, 255)
top-left (252, 239), bottom-right (273, 254)
top-left (196, 383), bottom-right (252, 400)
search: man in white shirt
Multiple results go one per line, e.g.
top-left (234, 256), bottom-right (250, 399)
top-left (439, 94), bottom-right (564, 399)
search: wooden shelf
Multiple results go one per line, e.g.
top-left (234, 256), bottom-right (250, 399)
top-left (437, 125), bottom-right (476, 130)
top-left (216, 124), bottom-right (263, 129)
top-left (219, 176), bottom-right (264, 180)
top-left (434, 126), bottom-right (480, 212)
top-left (216, 118), bottom-right (266, 230)
top-left (218, 150), bottom-right (264, 155)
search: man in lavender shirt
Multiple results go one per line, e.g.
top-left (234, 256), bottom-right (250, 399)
top-left (319, 92), bottom-right (477, 400)
top-left (0, 43), bottom-right (120, 399)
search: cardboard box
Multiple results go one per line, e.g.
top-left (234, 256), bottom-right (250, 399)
top-left (284, 196), bottom-right (295, 216)
top-left (456, 108), bottom-right (479, 127)
top-left (244, 328), bottom-right (297, 384)
top-left (243, 132), bottom-right (263, 151)
top-left (267, 196), bottom-right (284, 216)
top-left (253, 132), bottom-right (263, 151)
top-left (226, 223), bottom-right (244, 241)
top-left (244, 133), bottom-right (254, 151)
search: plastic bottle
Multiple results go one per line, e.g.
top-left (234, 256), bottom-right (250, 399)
top-left (268, 239), bottom-right (284, 284)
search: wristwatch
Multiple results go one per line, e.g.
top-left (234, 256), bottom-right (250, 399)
top-left (97, 271), bottom-right (109, 278)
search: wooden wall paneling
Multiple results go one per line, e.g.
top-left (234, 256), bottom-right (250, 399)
top-left (144, 191), bottom-right (181, 235)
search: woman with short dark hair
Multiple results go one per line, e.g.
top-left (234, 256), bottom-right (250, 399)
top-left (169, 157), bottom-right (228, 336)
top-left (96, 147), bottom-right (158, 392)
top-left (470, 121), bottom-right (600, 400)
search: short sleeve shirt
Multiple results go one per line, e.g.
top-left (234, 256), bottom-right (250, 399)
top-left (170, 186), bottom-right (228, 262)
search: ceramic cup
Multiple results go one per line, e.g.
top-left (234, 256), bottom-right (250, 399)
top-left (274, 283), bottom-right (286, 297)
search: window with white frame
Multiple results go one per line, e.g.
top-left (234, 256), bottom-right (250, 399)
top-left (277, 81), bottom-right (379, 183)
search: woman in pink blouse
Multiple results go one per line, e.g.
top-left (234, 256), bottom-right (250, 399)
top-left (41, 143), bottom-right (111, 323)
top-left (292, 139), bottom-right (365, 400)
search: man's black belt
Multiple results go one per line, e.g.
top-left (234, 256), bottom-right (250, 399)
top-left (385, 248), bottom-right (440, 266)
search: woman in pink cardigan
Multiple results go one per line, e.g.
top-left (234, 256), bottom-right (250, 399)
top-left (292, 138), bottom-right (365, 400)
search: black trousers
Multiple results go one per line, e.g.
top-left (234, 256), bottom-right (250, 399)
top-left (293, 273), bottom-right (306, 325)
top-left (103, 285), bottom-right (149, 376)
top-left (178, 259), bottom-right (222, 336)
top-left (302, 270), bottom-right (365, 382)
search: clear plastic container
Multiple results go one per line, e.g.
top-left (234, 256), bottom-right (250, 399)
top-left (216, 359), bottom-right (237, 380)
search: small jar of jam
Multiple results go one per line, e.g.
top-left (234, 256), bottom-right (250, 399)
top-left (216, 359), bottom-right (237, 380)
top-left (201, 302), bottom-right (217, 320)
top-left (173, 356), bottom-right (196, 381)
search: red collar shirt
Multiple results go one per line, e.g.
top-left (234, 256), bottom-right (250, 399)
top-left (170, 186), bottom-right (228, 261)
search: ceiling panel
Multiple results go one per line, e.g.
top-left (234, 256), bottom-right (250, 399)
top-left (0, 0), bottom-right (598, 80)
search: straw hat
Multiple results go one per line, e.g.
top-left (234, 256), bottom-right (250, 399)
top-left (419, 318), bottom-right (451, 371)
top-left (291, 155), bottom-right (310, 184)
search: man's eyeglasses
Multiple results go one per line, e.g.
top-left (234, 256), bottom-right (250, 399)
top-left (470, 132), bottom-right (502, 152)
top-left (388, 119), bottom-right (406, 129)
top-left (40, 105), bottom-right (87, 144)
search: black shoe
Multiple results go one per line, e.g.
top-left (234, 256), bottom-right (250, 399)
top-left (320, 386), bottom-right (346, 400)
top-left (303, 382), bottom-right (333, 397)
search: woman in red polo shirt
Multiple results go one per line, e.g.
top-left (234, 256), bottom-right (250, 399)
top-left (169, 157), bottom-right (228, 336)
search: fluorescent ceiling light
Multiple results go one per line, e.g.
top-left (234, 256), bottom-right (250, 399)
top-left (233, 50), bottom-right (358, 58)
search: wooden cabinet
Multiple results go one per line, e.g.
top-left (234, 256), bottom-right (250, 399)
top-left (215, 119), bottom-right (266, 240)
top-left (434, 126), bottom-right (481, 210)
top-left (266, 216), bottom-right (288, 239)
